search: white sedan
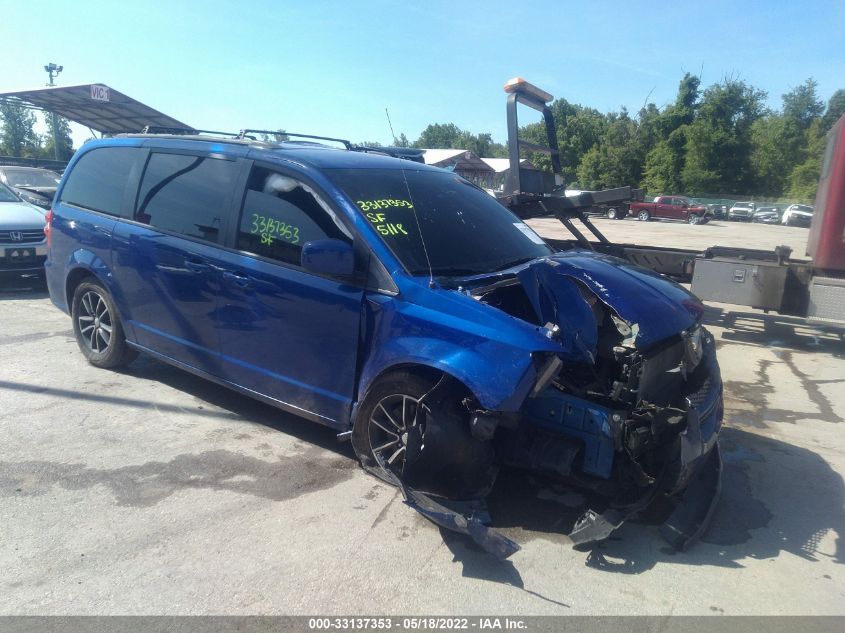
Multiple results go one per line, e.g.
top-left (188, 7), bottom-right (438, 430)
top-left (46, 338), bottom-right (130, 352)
top-left (781, 204), bottom-right (814, 227)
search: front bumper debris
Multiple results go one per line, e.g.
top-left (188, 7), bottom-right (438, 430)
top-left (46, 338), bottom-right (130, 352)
top-left (569, 441), bottom-right (722, 548)
top-left (659, 442), bottom-right (722, 549)
top-left (402, 487), bottom-right (521, 560)
top-left (569, 333), bottom-right (724, 549)
top-left (364, 461), bottom-right (520, 560)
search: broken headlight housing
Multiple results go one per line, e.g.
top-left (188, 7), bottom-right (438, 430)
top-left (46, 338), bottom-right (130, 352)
top-left (681, 326), bottom-right (704, 374)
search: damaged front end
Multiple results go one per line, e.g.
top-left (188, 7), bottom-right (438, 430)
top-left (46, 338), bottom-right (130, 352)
top-left (518, 331), bottom-right (724, 550)
top-left (356, 254), bottom-right (724, 559)
top-left (404, 253), bottom-right (725, 557)
top-left (472, 254), bottom-right (724, 550)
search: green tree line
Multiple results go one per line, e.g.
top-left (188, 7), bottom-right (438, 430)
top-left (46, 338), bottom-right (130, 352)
top-left (0, 101), bottom-right (74, 161)
top-left (407, 75), bottom-right (845, 202)
top-left (6, 74), bottom-right (843, 201)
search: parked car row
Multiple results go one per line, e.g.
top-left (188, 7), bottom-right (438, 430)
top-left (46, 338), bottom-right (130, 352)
top-left (606, 197), bottom-right (816, 228)
top-left (724, 201), bottom-right (815, 226)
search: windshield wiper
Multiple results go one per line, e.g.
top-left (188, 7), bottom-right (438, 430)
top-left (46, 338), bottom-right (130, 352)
top-left (412, 267), bottom-right (483, 277)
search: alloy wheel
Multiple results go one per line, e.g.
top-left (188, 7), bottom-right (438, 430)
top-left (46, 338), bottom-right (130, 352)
top-left (368, 394), bottom-right (428, 475)
top-left (77, 290), bottom-right (113, 353)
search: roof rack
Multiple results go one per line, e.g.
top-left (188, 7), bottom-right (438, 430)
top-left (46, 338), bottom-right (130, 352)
top-left (136, 127), bottom-right (422, 162)
top-left (351, 145), bottom-right (425, 163)
top-left (141, 126), bottom-right (243, 137)
top-left (238, 129), bottom-right (352, 149)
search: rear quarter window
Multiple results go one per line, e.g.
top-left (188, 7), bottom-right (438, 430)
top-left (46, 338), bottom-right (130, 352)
top-left (135, 152), bottom-right (238, 245)
top-left (59, 147), bottom-right (138, 217)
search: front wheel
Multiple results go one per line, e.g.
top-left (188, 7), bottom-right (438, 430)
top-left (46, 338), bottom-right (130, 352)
top-left (71, 279), bottom-right (138, 368)
top-left (688, 214), bottom-right (702, 225)
top-left (637, 209), bottom-right (651, 221)
top-left (606, 207), bottom-right (618, 220)
top-left (351, 372), bottom-right (497, 499)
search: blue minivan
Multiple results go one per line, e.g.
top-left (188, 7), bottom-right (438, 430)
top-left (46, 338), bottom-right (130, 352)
top-left (46, 133), bottom-right (723, 552)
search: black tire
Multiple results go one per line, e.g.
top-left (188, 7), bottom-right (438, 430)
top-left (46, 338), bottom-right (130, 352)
top-left (71, 279), bottom-right (138, 368)
top-left (605, 207), bottom-right (618, 220)
top-left (351, 371), bottom-right (497, 499)
top-left (688, 214), bottom-right (702, 225)
top-left (637, 209), bottom-right (651, 221)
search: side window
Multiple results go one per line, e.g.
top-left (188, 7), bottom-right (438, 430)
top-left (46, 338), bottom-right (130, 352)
top-left (60, 147), bottom-right (138, 217)
top-left (236, 167), bottom-right (351, 266)
top-left (135, 152), bottom-right (238, 244)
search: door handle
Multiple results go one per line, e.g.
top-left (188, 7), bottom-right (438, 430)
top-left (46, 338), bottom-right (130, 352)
top-left (223, 270), bottom-right (253, 287)
top-left (185, 259), bottom-right (213, 273)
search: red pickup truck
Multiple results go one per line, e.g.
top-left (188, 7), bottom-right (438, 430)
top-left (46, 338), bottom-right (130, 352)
top-left (629, 196), bottom-right (710, 224)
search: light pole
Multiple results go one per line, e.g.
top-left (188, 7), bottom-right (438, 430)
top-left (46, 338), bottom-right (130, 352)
top-left (44, 63), bottom-right (63, 160)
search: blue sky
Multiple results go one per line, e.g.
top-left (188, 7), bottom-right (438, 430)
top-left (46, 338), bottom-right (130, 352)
top-left (2, 0), bottom-right (844, 149)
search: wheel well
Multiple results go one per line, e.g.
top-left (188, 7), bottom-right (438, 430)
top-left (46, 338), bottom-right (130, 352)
top-left (360, 364), bottom-right (477, 409)
top-left (65, 269), bottom-right (97, 309)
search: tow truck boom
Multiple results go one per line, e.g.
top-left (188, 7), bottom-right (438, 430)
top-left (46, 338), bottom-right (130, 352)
top-left (499, 78), bottom-right (845, 325)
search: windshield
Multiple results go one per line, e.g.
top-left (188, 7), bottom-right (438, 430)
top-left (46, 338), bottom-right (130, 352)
top-left (328, 168), bottom-right (553, 276)
top-left (793, 205), bottom-right (814, 213)
top-left (0, 183), bottom-right (19, 203)
top-left (3, 168), bottom-right (60, 188)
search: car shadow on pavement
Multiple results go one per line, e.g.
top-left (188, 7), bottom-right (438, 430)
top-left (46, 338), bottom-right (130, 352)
top-left (703, 306), bottom-right (845, 357)
top-left (119, 354), bottom-right (355, 459)
top-left (0, 279), bottom-right (48, 299)
top-left (474, 426), bottom-right (844, 575)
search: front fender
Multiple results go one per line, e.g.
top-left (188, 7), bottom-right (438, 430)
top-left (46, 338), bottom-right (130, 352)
top-left (356, 295), bottom-right (541, 418)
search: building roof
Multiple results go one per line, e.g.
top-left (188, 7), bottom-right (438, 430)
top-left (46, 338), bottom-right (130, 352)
top-left (421, 148), bottom-right (466, 165)
top-left (0, 84), bottom-right (191, 134)
top-left (479, 157), bottom-right (537, 173)
top-left (420, 148), bottom-right (493, 173)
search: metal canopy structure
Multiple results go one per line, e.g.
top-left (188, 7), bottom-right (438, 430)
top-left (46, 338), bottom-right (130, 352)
top-left (0, 83), bottom-right (192, 134)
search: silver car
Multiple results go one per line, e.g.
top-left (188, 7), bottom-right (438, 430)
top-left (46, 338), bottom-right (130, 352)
top-left (728, 201), bottom-right (755, 221)
top-left (0, 182), bottom-right (47, 278)
top-left (0, 166), bottom-right (60, 209)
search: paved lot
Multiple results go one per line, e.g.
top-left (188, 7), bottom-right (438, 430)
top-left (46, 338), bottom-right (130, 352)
top-left (1, 218), bottom-right (843, 615)
top-left (527, 216), bottom-right (812, 257)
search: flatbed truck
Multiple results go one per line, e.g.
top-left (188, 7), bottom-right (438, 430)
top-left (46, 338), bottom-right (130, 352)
top-left (498, 77), bottom-right (845, 326)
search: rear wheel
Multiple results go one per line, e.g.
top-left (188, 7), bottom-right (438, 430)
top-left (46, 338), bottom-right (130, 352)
top-left (637, 209), bottom-right (651, 221)
top-left (71, 279), bottom-right (138, 368)
top-left (351, 371), bottom-right (497, 499)
top-left (605, 207), bottom-right (618, 220)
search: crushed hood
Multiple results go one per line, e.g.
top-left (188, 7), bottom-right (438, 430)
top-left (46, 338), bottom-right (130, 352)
top-left (515, 252), bottom-right (703, 358)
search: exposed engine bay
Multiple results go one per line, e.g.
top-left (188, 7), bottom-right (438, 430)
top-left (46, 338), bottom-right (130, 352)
top-left (369, 255), bottom-right (724, 559)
